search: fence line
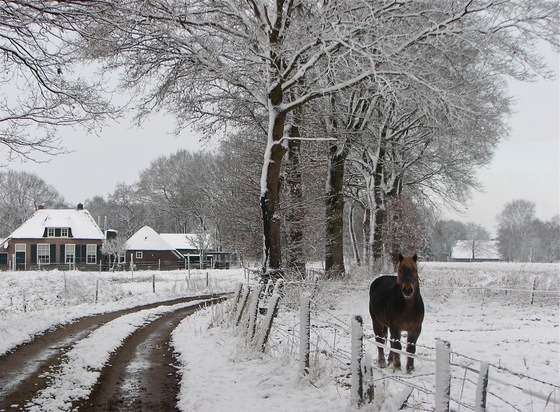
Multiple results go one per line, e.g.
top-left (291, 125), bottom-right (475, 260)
top-left (230, 280), bottom-right (560, 411)
top-left (276, 280), bottom-right (559, 295)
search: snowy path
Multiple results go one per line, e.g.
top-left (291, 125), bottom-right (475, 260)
top-left (0, 295), bottom-right (226, 412)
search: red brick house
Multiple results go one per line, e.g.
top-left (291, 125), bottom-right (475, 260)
top-left (123, 226), bottom-right (183, 269)
top-left (123, 226), bottom-right (238, 270)
top-left (0, 204), bottom-right (105, 270)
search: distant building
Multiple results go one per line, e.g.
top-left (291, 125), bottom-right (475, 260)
top-left (451, 240), bottom-right (501, 262)
top-left (123, 226), bottom-right (237, 270)
top-left (123, 226), bottom-right (184, 269)
top-left (0, 204), bottom-right (105, 270)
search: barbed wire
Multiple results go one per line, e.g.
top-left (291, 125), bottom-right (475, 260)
top-left (233, 280), bottom-right (559, 410)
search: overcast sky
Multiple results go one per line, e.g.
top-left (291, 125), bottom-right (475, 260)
top-left (8, 48), bottom-right (559, 237)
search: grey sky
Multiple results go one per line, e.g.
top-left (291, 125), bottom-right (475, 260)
top-left (9, 49), bottom-right (559, 236)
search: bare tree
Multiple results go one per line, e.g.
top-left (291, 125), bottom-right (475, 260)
top-left (497, 199), bottom-right (537, 261)
top-left (0, 1), bottom-right (113, 161)
top-left (0, 170), bottom-right (66, 236)
top-left (211, 131), bottom-right (263, 264)
top-left (429, 220), bottom-right (469, 262)
top-left (464, 222), bottom-right (492, 261)
top-left (136, 150), bottom-right (216, 233)
top-left (106, 182), bottom-right (148, 239)
top-left (69, 0), bottom-right (558, 273)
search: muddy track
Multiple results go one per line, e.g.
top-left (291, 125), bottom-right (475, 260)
top-left (76, 299), bottom-right (224, 412)
top-left (0, 294), bottom-right (227, 411)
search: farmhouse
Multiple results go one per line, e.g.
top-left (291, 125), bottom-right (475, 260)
top-left (451, 240), bottom-right (501, 262)
top-left (124, 226), bottom-right (237, 270)
top-left (0, 204), bottom-right (105, 270)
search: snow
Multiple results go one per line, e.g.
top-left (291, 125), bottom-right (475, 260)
top-left (160, 233), bottom-right (211, 250)
top-left (124, 225), bottom-right (175, 251)
top-left (6, 209), bottom-right (104, 240)
top-left (28, 300), bottom-right (207, 412)
top-left (0, 262), bottom-right (558, 411)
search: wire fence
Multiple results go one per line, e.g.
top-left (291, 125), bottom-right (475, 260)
top-left (231, 279), bottom-right (560, 411)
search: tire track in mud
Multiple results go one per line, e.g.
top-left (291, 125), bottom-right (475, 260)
top-left (0, 294), bottom-right (227, 411)
top-left (76, 298), bottom-right (226, 412)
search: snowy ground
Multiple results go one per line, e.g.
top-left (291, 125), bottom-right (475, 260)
top-left (0, 262), bottom-right (558, 411)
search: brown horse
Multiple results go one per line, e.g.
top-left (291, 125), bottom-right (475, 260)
top-left (369, 254), bottom-right (424, 372)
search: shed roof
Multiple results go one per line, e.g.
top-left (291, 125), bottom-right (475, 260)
top-left (160, 233), bottom-right (210, 250)
top-left (124, 226), bottom-right (174, 251)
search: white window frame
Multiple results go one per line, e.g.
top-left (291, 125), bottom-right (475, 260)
top-left (61, 228), bottom-right (69, 237)
top-left (15, 244), bottom-right (26, 253)
top-left (37, 244), bottom-right (50, 264)
top-left (135, 251), bottom-right (143, 259)
top-left (47, 228), bottom-right (55, 237)
top-left (86, 244), bottom-right (97, 264)
top-left (65, 244), bottom-right (75, 264)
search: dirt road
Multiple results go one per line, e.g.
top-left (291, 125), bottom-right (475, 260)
top-left (0, 294), bottom-right (227, 411)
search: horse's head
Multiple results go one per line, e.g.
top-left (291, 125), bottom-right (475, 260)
top-left (397, 254), bottom-right (418, 300)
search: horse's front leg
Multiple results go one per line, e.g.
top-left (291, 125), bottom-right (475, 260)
top-left (373, 322), bottom-right (387, 367)
top-left (389, 327), bottom-right (402, 370)
top-left (406, 327), bottom-right (422, 372)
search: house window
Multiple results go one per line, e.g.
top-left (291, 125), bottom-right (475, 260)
top-left (86, 244), bottom-right (97, 264)
top-left (37, 244), bottom-right (50, 264)
top-left (135, 251), bottom-right (143, 259)
top-left (65, 244), bottom-right (75, 264)
top-left (15, 244), bottom-right (26, 253)
top-left (47, 228), bottom-right (70, 237)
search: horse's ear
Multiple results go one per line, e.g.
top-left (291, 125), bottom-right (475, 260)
top-left (399, 254), bottom-right (404, 262)
top-left (412, 254), bottom-right (418, 262)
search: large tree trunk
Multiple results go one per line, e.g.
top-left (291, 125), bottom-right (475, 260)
top-left (348, 201), bottom-right (361, 266)
top-left (286, 124), bottom-right (306, 276)
top-left (260, 108), bottom-right (287, 271)
top-left (325, 141), bottom-right (348, 278)
top-left (372, 143), bottom-right (386, 270)
top-left (362, 207), bottom-right (371, 269)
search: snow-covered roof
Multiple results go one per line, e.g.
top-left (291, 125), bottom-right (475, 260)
top-left (451, 240), bottom-right (501, 260)
top-left (124, 226), bottom-right (175, 251)
top-left (9, 209), bottom-right (105, 240)
top-left (160, 233), bottom-right (210, 250)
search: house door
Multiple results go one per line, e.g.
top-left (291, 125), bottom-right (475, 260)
top-left (15, 244), bottom-right (26, 270)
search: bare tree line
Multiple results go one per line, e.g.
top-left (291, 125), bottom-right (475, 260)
top-left (1, 1), bottom-right (558, 275)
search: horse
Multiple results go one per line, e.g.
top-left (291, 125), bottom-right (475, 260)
top-left (369, 254), bottom-right (424, 372)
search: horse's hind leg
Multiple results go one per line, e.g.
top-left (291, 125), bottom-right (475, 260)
top-left (373, 321), bottom-right (387, 367)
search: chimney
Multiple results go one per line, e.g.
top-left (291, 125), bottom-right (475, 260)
top-left (77, 203), bottom-right (84, 211)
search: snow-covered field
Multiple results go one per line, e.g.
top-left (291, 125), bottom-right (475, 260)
top-left (0, 262), bottom-right (558, 411)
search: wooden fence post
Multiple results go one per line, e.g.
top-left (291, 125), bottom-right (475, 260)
top-left (351, 315), bottom-right (364, 407)
top-left (530, 277), bottom-right (536, 305)
top-left (247, 284), bottom-right (262, 340)
top-left (435, 340), bottom-right (451, 412)
top-left (256, 293), bottom-right (280, 351)
top-left (234, 284), bottom-right (250, 326)
top-left (231, 282), bottom-right (243, 310)
top-left (474, 361), bottom-right (489, 412)
top-left (299, 293), bottom-right (311, 376)
top-left (362, 351), bottom-right (375, 404)
top-left (95, 279), bottom-right (99, 303)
